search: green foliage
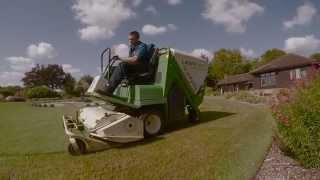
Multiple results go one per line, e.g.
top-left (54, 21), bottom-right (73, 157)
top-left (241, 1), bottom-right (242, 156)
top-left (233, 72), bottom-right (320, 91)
top-left (79, 75), bottom-right (93, 85)
top-left (75, 75), bottom-right (94, 96)
top-left (0, 86), bottom-right (22, 97)
top-left (26, 87), bottom-right (61, 99)
top-left (310, 53), bottom-right (320, 61)
top-left (22, 64), bottom-right (76, 91)
top-left (63, 73), bottom-right (78, 96)
top-left (258, 49), bottom-right (286, 67)
top-left (208, 49), bottom-right (255, 85)
top-left (273, 78), bottom-right (320, 168)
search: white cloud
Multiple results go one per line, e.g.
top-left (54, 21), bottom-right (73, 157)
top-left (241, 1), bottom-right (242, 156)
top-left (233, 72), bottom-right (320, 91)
top-left (72, 0), bottom-right (135, 42)
top-left (167, 24), bottom-right (178, 31)
top-left (202, 0), bottom-right (264, 33)
top-left (142, 24), bottom-right (167, 35)
top-left (5, 56), bottom-right (33, 64)
top-left (190, 49), bottom-right (213, 61)
top-left (142, 24), bottom-right (177, 35)
top-left (0, 71), bottom-right (24, 86)
top-left (113, 44), bottom-right (129, 57)
top-left (78, 26), bottom-right (114, 42)
top-left (168, 0), bottom-right (182, 6)
top-left (240, 48), bottom-right (256, 58)
top-left (284, 35), bottom-right (320, 56)
top-left (145, 5), bottom-right (157, 15)
top-left (5, 57), bottom-right (35, 72)
top-left (27, 42), bottom-right (57, 60)
top-left (0, 42), bottom-right (59, 86)
top-left (62, 64), bottom-right (82, 74)
top-left (283, 3), bottom-right (317, 29)
top-left (133, 0), bottom-right (143, 7)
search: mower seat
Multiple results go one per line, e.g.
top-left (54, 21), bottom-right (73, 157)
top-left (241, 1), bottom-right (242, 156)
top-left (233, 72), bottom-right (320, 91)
top-left (125, 48), bottom-right (159, 85)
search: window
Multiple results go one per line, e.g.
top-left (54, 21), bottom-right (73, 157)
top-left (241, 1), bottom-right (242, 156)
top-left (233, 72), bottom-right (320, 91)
top-left (290, 68), bottom-right (307, 80)
top-left (296, 69), bottom-right (301, 79)
top-left (261, 72), bottom-right (276, 88)
top-left (290, 70), bottom-right (295, 80)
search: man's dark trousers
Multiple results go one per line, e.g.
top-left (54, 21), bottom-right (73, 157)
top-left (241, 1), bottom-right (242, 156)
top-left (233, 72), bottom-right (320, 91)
top-left (105, 62), bottom-right (147, 94)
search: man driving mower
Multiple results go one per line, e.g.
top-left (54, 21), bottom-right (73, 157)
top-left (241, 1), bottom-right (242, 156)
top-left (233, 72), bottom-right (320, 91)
top-left (98, 31), bottom-right (149, 96)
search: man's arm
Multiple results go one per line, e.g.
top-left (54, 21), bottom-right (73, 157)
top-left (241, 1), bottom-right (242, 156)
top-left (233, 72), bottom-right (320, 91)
top-left (121, 56), bottom-right (139, 64)
top-left (122, 44), bottom-right (147, 65)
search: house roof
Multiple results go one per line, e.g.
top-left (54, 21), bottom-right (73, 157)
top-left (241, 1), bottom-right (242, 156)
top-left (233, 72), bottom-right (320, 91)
top-left (217, 73), bottom-right (254, 86)
top-left (251, 54), bottom-right (316, 74)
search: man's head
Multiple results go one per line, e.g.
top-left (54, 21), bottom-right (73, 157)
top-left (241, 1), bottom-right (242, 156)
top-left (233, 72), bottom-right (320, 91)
top-left (129, 31), bottom-right (140, 46)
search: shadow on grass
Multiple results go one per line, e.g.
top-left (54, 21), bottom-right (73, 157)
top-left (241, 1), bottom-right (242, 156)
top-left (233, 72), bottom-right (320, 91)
top-left (114, 111), bottom-right (234, 151)
top-left (165, 111), bottom-right (235, 134)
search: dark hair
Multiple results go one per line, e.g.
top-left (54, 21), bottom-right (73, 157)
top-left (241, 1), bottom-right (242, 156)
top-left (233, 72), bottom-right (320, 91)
top-left (129, 31), bottom-right (140, 39)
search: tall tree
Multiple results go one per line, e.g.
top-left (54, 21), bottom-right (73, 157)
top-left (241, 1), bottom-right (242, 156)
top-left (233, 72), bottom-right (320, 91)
top-left (258, 49), bottom-right (286, 66)
top-left (208, 49), bottom-right (253, 83)
top-left (22, 64), bottom-right (73, 89)
top-left (311, 53), bottom-right (320, 61)
top-left (79, 75), bottom-right (93, 85)
top-left (75, 75), bottom-right (94, 96)
top-left (63, 73), bottom-right (76, 95)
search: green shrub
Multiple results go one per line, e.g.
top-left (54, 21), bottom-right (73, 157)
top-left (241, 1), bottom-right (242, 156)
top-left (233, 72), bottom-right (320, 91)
top-left (26, 87), bottom-right (61, 99)
top-left (272, 78), bottom-right (320, 168)
top-left (0, 86), bottom-right (21, 97)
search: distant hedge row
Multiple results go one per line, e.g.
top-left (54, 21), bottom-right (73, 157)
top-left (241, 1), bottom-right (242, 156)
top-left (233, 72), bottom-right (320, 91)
top-left (26, 87), bottom-right (61, 99)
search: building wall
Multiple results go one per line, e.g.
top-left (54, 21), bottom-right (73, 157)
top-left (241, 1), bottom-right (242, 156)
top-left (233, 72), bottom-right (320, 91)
top-left (276, 69), bottom-right (296, 88)
top-left (219, 64), bottom-right (319, 93)
top-left (219, 82), bottom-right (253, 93)
top-left (253, 66), bottom-right (314, 89)
top-left (252, 75), bottom-right (263, 89)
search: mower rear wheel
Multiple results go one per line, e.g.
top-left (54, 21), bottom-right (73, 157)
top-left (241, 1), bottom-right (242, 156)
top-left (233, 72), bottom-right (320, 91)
top-left (142, 111), bottom-right (163, 137)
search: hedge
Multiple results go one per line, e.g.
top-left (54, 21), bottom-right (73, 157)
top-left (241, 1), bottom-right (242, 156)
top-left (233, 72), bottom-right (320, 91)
top-left (272, 78), bottom-right (320, 168)
top-left (26, 87), bottom-right (61, 99)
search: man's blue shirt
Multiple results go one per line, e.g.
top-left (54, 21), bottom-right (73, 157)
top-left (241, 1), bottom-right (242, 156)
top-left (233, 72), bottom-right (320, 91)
top-left (129, 41), bottom-right (148, 64)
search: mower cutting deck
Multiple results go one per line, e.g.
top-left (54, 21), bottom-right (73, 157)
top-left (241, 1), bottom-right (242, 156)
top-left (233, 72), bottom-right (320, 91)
top-left (63, 47), bottom-right (208, 155)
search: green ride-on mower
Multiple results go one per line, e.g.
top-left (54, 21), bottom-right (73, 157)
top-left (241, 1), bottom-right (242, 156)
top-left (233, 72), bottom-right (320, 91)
top-left (63, 46), bottom-right (209, 155)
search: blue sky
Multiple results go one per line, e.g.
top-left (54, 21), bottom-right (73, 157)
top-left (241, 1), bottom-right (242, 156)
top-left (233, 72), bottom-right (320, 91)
top-left (0, 0), bottom-right (320, 86)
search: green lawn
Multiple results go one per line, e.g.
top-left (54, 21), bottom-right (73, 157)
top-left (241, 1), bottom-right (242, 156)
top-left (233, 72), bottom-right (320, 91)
top-left (0, 97), bottom-right (274, 180)
top-left (0, 102), bottom-right (78, 155)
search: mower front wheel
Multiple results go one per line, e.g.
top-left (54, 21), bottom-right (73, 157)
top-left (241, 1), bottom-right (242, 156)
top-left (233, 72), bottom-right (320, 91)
top-left (142, 111), bottom-right (164, 137)
top-left (188, 107), bottom-right (200, 123)
top-left (68, 139), bottom-right (87, 156)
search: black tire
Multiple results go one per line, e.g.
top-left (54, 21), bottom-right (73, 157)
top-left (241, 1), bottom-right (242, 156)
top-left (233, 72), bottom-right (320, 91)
top-left (188, 107), bottom-right (200, 123)
top-left (141, 111), bottom-right (164, 137)
top-left (68, 143), bottom-right (78, 156)
top-left (67, 139), bottom-right (86, 156)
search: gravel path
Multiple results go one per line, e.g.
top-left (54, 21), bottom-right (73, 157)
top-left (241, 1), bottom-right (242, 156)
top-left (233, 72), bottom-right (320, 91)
top-left (255, 142), bottom-right (320, 180)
